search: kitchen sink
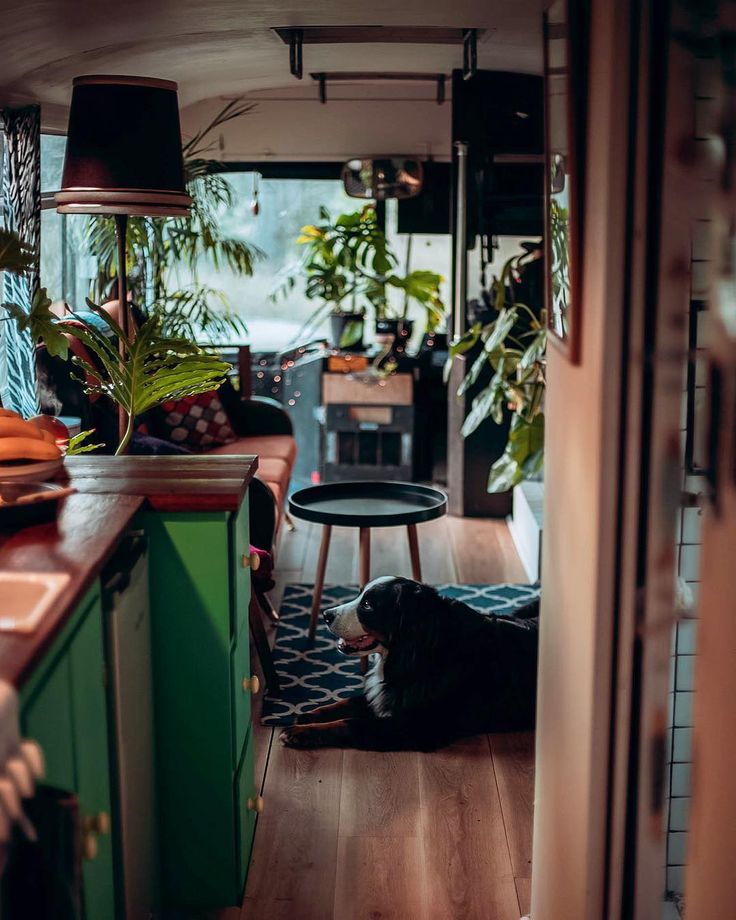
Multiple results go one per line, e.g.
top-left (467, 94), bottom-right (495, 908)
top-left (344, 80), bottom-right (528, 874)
top-left (0, 572), bottom-right (71, 633)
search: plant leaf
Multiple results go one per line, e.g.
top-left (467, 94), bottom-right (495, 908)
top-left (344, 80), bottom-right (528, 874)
top-left (66, 429), bottom-right (105, 455)
top-left (487, 413), bottom-right (545, 492)
top-left (3, 287), bottom-right (69, 359)
top-left (0, 229), bottom-right (36, 276)
top-left (339, 319), bottom-right (363, 348)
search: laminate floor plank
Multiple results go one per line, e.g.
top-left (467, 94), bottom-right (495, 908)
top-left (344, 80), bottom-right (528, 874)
top-left (418, 736), bottom-right (518, 920)
top-left (243, 744), bottom-right (344, 920)
top-left (339, 750), bottom-right (422, 838)
top-left (302, 524), bottom-right (359, 586)
top-left (367, 525), bottom-right (412, 582)
top-left (447, 516), bottom-right (528, 584)
top-left (489, 732), bottom-right (536, 879)
top-left (414, 515), bottom-right (458, 584)
top-left (333, 835), bottom-right (427, 920)
top-left (275, 519), bottom-right (312, 572)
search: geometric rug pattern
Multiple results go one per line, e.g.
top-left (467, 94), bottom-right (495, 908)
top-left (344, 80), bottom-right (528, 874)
top-left (261, 582), bottom-right (540, 726)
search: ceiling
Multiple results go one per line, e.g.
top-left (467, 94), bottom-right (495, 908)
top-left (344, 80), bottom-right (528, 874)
top-left (0, 0), bottom-right (543, 120)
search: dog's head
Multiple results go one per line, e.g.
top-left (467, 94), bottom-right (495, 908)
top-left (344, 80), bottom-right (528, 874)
top-left (323, 576), bottom-right (437, 657)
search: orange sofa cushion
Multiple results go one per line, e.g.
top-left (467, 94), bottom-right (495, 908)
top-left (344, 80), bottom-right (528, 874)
top-left (206, 434), bottom-right (297, 468)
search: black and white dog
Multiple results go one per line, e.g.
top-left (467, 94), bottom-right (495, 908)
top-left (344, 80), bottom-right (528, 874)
top-left (279, 576), bottom-right (539, 751)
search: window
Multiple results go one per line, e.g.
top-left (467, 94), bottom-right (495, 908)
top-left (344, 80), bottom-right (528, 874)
top-left (185, 170), bottom-right (358, 350)
top-left (189, 172), bottom-right (455, 351)
top-left (40, 133), bottom-right (98, 309)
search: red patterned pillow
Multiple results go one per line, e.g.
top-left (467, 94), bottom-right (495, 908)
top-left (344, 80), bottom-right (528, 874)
top-left (157, 392), bottom-right (236, 449)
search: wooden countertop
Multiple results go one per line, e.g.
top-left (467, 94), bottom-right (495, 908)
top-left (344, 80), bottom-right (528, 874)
top-left (0, 454), bottom-right (259, 686)
top-left (63, 454), bottom-right (259, 512)
top-left (0, 492), bottom-right (143, 687)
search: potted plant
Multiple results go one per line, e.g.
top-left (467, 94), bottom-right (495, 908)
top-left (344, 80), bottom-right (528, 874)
top-left (272, 205), bottom-right (393, 349)
top-left (275, 205), bottom-right (446, 351)
top-left (370, 268), bottom-right (445, 346)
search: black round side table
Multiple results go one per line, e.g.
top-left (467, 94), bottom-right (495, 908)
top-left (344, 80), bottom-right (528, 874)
top-left (288, 480), bottom-right (447, 640)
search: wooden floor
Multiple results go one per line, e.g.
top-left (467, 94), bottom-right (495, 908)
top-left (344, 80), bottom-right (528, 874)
top-left (224, 515), bottom-right (534, 920)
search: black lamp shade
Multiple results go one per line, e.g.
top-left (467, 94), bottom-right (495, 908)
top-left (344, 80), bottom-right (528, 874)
top-left (56, 75), bottom-right (192, 216)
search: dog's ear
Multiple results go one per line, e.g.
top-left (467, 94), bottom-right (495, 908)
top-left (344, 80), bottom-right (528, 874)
top-left (388, 580), bottom-right (441, 663)
top-left (397, 578), bottom-right (429, 597)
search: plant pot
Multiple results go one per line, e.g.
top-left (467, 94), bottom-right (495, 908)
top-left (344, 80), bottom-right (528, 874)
top-left (330, 312), bottom-right (365, 351)
top-left (374, 318), bottom-right (414, 354)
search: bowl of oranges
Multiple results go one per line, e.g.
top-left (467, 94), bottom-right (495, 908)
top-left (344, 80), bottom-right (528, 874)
top-left (0, 408), bottom-right (66, 481)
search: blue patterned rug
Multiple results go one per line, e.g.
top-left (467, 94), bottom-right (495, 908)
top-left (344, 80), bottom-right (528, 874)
top-left (261, 583), bottom-right (540, 726)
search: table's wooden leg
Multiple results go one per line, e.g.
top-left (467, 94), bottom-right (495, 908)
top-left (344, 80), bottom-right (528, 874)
top-left (407, 523), bottom-right (422, 582)
top-left (359, 527), bottom-right (371, 587)
top-left (309, 524), bottom-right (332, 641)
top-left (359, 527), bottom-right (371, 676)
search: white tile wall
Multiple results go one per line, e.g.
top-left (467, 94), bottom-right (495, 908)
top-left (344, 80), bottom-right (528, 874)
top-left (664, 78), bottom-right (713, 899)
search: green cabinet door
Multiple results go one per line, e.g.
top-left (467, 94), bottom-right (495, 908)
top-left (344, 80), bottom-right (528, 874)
top-left (69, 599), bottom-right (115, 920)
top-left (21, 590), bottom-right (115, 920)
top-left (144, 495), bottom-right (256, 909)
top-left (23, 655), bottom-right (75, 793)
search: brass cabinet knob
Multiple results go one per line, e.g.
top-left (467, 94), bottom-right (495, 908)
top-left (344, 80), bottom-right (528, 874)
top-left (83, 812), bottom-right (111, 835)
top-left (242, 675), bottom-right (261, 695)
top-left (241, 552), bottom-right (260, 571)
top-left (83, 832), bottom-right (98, 861)
top-left (247, 795), bottom-right (265, 814)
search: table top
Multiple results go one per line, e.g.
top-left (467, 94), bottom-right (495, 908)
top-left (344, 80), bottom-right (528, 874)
top-left (289, 480), bottom-right (447, 528)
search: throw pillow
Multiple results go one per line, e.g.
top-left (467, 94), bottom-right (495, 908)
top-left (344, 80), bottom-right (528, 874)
top-left (156, 392), bottom-right (236, 449)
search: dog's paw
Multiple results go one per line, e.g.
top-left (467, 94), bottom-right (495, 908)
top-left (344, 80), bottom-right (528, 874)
top-left (279, 725), bottom-right (325, 749)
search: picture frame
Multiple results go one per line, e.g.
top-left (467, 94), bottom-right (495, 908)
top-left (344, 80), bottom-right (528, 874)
top-left (543, 0), bottom-right (589, 364)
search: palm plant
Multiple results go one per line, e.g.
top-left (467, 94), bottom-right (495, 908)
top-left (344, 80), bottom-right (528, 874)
top-left (449, 246), bottom-right (545, 492)
top-left (85, 99), bottom-right (263, 339)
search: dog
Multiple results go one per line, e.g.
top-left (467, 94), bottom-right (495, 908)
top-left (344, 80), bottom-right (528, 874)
top-left (279, 576), bottom-right (539, 751)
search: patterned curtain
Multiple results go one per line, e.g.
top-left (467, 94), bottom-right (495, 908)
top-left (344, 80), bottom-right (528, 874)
top-left (0, 104), bottom-right (41, 416)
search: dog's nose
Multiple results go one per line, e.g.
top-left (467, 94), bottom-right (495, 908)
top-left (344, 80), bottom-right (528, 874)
top-left (323, 609), bottom-right (335, 626)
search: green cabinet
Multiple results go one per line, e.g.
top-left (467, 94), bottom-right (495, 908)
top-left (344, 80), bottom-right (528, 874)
top-left (21, 586), bottom-right (115, 920)
top-left (144, 493), bottom-right (259, 908)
